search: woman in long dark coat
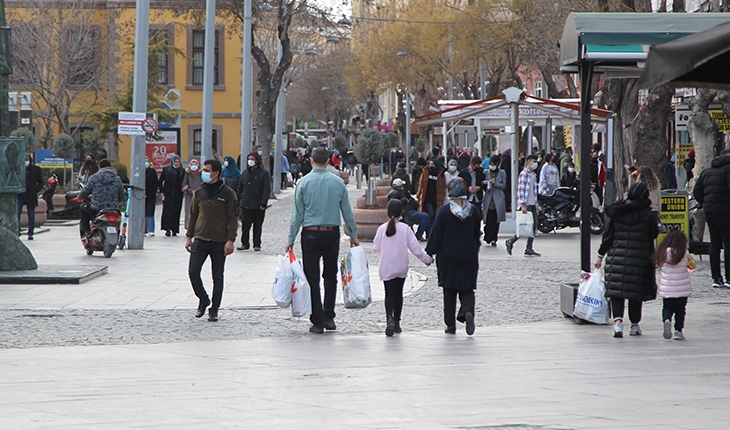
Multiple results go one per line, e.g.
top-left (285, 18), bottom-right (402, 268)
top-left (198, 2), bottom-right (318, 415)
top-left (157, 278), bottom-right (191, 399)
top-left (144, 156), bottom-right (159, 236)
top-left (158, 155), bottom-right (185, 236)
top-left (595, 182), bottom-right (659, 338)
top-left (426, 177), bottom-right (482, 336)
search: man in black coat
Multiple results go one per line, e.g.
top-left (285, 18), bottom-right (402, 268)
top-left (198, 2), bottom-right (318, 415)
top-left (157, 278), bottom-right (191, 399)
top-left (17, 154), bottom-right (44, 240)
top-left (693, 150), bottom-right (730, 288)
top-left (236, 151), bottom-right (271, 251)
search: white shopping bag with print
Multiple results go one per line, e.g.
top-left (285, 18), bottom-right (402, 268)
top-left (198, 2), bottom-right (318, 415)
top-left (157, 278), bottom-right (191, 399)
top-left (340, 246), bottom-right (372, 309)
top-left (272, 254), bottom-right (293, 308)
top-left (288, 252), bottom-right (312, 318)
top-left (516, 212), bottom-right (534, 238)
top-left (573, 268), bottom-right (610, 324)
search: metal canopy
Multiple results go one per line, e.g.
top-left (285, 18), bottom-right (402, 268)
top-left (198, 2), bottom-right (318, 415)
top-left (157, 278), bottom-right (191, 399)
top-left (560, 12), bottom-right (730, 74)
top-left (639, 21), bottom-right (730, 90)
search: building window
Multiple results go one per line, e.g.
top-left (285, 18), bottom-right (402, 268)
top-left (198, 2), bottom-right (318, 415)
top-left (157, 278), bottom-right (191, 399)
top-left (534, 81), bottom-right (543, 98)
top-left (150, 29), bottom-right (172, 86)
top-left (192, 129), bottom-right (219, 156)
top-left (186, 25), bottom-right (225, 90)
top-left (192, 29), bottom-right (219, 86)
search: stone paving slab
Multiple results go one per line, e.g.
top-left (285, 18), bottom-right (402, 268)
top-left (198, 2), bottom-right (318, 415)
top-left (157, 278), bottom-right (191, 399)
top-left (0, 264), bottom-right (107, 284)
top-left (0, 299), bottom-right (729, 429)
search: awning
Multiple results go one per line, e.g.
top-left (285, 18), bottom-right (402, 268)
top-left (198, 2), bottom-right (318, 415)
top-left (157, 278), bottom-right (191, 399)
top-left (639, 21), bottom-right (730, 90)
top-left (560, 12), bottom-right (730, 76)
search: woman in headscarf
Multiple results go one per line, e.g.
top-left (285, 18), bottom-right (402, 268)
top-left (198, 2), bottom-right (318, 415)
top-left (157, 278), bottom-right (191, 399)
top-left (595, 182), bottom-right (659, 338)
top-left (181, 158), bottom-right (202, 227)
top-left (444, 159), bottom-right (460, 185)
top-left (482, 155), bottom-right (506, 246)
top-left (221, 155), bottom-right (241, 194)
top-left (425, 177), bottom-right (482, 336)
top-left (158, 154), bottom-right (185, 236)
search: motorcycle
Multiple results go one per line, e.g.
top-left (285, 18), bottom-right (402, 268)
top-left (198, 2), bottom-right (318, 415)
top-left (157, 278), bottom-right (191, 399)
top-left (49, 182), bottom-right (84, 219)
top-left (537, 186), bottom-right (605, 235)
top-left (41, 175), bottom-right (58, 215)
top-left (82, 208), bottom-right (121, 258)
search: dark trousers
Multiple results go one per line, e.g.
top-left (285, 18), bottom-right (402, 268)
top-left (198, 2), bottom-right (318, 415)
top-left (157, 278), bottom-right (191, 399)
top-left (509, 205), bottom-right (537, 250)
top-left (483, 207), bottom-right (500, 243)
top-left (240, 208), bottom-right (266, 248)
top-left (663, 297), bottom-right (688, 331)
top-left (705, 212), bottom-right (730, 281)
top-left (611, 298), bottom-right (642, 324)
top-left (301, 229), bottom-right (340, 326)
top-left (17, 196), bottom-right (36, 237)
top-left (425, 203), bottom-right (436, 223)
top-left (406, 209), bottom-right (431, 239)
top-left (443, 288), bottom-right (475, 328)
top-left (188, 240), bottom-right (227, 310)
top-left (384, 277), bottom-right (405, 321)
top-left (79, 203), bottom-right (98, 237)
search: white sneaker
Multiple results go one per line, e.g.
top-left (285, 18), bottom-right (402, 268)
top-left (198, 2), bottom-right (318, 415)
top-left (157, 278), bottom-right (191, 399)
top-left (674, 331), bottom-right (685, 340)
top-left (629, 324), bottom-right (642, 336)
top-left (613, 319), bottom-right (623, 338)
top-left (149, 232), bottom-right (155, 237)
top-left (663, 320), bottom-right (672, 339)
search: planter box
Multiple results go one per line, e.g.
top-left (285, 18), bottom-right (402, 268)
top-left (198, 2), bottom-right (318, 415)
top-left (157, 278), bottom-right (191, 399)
top-left (356, 195), bottom-right (388, 209)
top-left (19, 200), bottom-right (48, 228)
top-left (350, 207), bottom-right (389, 241)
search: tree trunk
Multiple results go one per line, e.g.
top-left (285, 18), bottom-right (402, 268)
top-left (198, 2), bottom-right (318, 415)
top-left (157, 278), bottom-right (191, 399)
top-left (635, 85), bottom-right (673, 185)
top-left (687, 89), bottom-right (717, 242)
top-left (107, 131), bottom-right (119, 162)
top-left (597, 78), bottom-right (639, 199)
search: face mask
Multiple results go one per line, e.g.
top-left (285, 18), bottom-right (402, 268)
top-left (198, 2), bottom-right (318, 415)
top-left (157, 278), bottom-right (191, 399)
top-left (448, 165), bottom-right (456, 173)
top-left (257, 151), bottom-right (262, 156)
top-left (223, 161), bottom-right (229, 168)
top-left (568, 168), bottom-right (575, 173)
top-left (201, 171), bottom-right (212, 183)
top-left (537, 157), bottom-right (542, 163)
top-left (145, 162), bottom-right (151, 168)
top-left (190, 165), bottom-right (198, 171)
top-left (530, 163), bottom-right (537, 171)
top-left (25, 161), bottom-right (30, 167)
top-left (247, 160), bottom-right (256, 167)
top-left (490, 165), bottom-right (497, 171)
top-left (429, 167), bottom-right (437, 175)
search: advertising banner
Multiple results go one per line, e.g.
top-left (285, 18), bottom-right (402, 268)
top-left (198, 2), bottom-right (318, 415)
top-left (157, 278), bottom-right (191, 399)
top-left (146, 129), bottom-right (181, 173)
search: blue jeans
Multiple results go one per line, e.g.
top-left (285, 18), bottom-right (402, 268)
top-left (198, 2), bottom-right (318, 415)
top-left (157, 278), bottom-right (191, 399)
top-left (17, 195), bottom-right (35, 237)
top-left (146, 216), bottom-right (155, 234)
top-left (406, 209), bottom-right (431, 239)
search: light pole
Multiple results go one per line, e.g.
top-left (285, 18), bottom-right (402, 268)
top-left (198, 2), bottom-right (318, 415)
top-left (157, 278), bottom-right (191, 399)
top-left (321, 86), bottom-right (332, 148)
top-left (397, 51), bottom-right (412, 174)
top-left (201, 0), bottom-right (216, 162)
top-left (240, 0), bottom-right (252, 162)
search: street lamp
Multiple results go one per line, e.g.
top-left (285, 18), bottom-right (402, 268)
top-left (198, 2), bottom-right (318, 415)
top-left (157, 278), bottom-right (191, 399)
top-left (338, 15), bottom-right (352, 26)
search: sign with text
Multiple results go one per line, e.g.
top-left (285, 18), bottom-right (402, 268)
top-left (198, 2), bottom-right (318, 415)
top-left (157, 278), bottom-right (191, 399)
top-left (675, 105), bottom-right (690, 131)
top-left (118, 112), bottom-right (148, 136)
top-left (709, 110), bottom-right (730, 132)
top-left (35, 149), bottom-right (72, 169)
top-left (146, 129), bottom-right (180, 173)
top-left (658, 191), bottom-right (689, 246)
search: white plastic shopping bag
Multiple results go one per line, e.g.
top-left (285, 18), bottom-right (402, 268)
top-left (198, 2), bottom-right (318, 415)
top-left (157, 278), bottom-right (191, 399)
top-left (573, 268), bottom-right (610, 324)
top-left (516, 212), bottom-right (535, 238)
top-left (288, 251), bottom-right (312, 318)
top-left (340, 246), bottom-right (372, 309)
top-left (272, 254), bottom-right (293, 308)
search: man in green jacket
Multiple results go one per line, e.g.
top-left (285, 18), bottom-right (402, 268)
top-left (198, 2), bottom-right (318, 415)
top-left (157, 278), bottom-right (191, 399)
top-left (185, 159), bottom-right (238, 322)
top-left (286, 146), bottom-right (359, 334)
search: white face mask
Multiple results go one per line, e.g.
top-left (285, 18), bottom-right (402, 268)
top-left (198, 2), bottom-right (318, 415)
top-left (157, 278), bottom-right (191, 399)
top-left (223, 161), bottom-right (229, 168)
top-left (537, 157), bottom-right (542, 163)
top-left (530, 163), bottom-right (537, 171)
top-left (489, 165), bottom-right (497, 171)
top-left (247, 160), bottom-right (256, 167)
top-left (257, 151), bottom-right (262, 156)
top-left (448, 165), bottom-right (457, 173)
top-left (568, 167), bottom-right (575, 173)
top-left (25, 160), bottom-right (30, 167)
top-left (190, 164), bottom-right (198, 171)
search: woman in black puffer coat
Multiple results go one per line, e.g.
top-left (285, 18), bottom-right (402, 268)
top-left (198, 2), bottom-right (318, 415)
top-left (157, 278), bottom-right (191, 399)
top-left (595, 182), bottom-right (659, 339)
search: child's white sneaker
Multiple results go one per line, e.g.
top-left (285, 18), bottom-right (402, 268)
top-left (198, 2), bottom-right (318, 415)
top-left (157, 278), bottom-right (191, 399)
top-left (663, 320), bottom-right (672, 339)
top-left (629, 323), bottom-right (642, 336)
top-left (674, 331), bottom-right (685, 340)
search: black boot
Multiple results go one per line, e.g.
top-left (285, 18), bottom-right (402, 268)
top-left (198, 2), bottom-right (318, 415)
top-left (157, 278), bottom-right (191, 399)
top-left (195, 298), bottom-right (210, 318)
top-left (385, 317), bottom-right (395, 337)
top-left (208, 308), bottom-right (218, 322)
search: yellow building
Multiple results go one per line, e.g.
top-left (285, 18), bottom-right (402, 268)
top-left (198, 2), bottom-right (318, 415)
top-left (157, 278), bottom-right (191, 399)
top-left (8, 1), bottom-right (245, 171)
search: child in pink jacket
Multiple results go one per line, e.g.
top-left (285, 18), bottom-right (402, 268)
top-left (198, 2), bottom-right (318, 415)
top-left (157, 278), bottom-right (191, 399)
top-left (374, 199), bottom-right (433, 336)
top-left (655, 228), bottom-right (693, 340)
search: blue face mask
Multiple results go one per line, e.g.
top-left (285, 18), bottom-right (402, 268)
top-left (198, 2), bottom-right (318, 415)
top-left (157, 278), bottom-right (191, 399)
top-left (201, 171), bottom-right (212, 183)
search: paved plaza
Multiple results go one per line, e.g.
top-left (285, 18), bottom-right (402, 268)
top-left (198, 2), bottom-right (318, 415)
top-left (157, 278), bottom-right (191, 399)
top-left (1, 181), bottom-right (730, 428)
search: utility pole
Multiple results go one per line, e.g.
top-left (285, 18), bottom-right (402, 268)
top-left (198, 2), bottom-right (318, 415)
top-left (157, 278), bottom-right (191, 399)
top-left (201, 0), bottom-right (216, 162)
top-left (129, 0), bottom-right (150, 250)
top-left (240, 0), bottom-right (252, 160)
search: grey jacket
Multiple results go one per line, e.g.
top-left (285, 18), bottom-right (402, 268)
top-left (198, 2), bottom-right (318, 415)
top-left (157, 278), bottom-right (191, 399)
top-left (79, 167), bottom-right (125, 211)
top-left (482, 169), bottom-right (507, 222)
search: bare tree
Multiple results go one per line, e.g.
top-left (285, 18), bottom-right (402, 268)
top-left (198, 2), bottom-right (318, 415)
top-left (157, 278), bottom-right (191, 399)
top-left (8, 0), bottom-right (107, 147)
